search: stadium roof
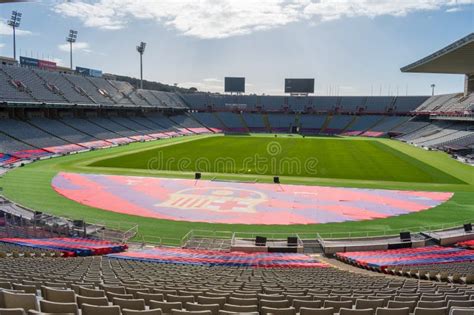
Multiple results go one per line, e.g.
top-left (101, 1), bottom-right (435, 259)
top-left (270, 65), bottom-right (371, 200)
top-left (401, 33), bottom-right (474, 74)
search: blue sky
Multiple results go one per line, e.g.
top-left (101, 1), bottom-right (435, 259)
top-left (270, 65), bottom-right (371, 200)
top-left (0, 0), bottom-right (473, 95)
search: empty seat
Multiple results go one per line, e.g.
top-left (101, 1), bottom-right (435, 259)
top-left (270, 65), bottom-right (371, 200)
top-left (261, 306), bottom-right (296, 315)
top-left (171, 311), bottom-right (211, 315)
top-left (42, 288), bottom-right (76, 303)
top-left (76, 296), bottom-right (109, 308)
top-left (450, 308), bottom-right (474, 315)
top-left (448, 301), bottom-right (474, 309)
top-left (136, 292), bottom-right (164, 306)
top-left (260, 299), bottom-right (290, 309)
top-left (414, 307), bottom-right (448, 315)
top-left (387, 301), bottom-right (416, 313)
top-left (324, 300), bottom-right (353, 312)
top-left (39, 300), bottom-right (78, 315)
top-left (375, 308), bottom-right (410, 315)
top-left (122, 310), bottom-right (163, 315)
top-left (218, 311), bottom-right (258, 315)
top-left (300, 307), bottom-right (335, 315)
top-left (81, 304), bottom-right (121, 315)
top-left (292, 300), bottom-right (323, 312)
top-left (196, 296), bottom-right (226, 307)
top-left (112, 298), bottom-right (146, 310)
top-left (185, 303), bottom-right (219, 315)
top-left (340, 309), bottom-right (375, 315)
top-left (149, 301), bottom-right (182, 315)
top-left (356, 299), bottom-right (385, 310)
top-left (106, 292), bottom-right (134, 301)
top-left (222, 304), bottom-right (258, 313)
top-left (0, 308), bottom-right (26, 315)
top-left (167, 295), bottom-right (194, 304)
top-left (227, 297), bottom-right (257, 306)
top-left (79, 288), bottom-right (105, 298)
top-left (417, 301), bottom-right (446, 308)
top-left (2, 292), bottom-right (38, 311)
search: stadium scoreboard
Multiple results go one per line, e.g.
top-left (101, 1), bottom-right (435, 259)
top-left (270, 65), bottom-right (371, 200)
top-left (285, 78), bottom-right (315, 94)
top-left (225, 77), bottom-right (245, 93)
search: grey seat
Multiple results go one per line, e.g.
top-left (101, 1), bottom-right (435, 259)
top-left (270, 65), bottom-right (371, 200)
top-left (81, 304), bottom-right (121, 315)
top-left (375, 307), bottom-right (410, 315)
top-left (39, 300), bottom-right (78, 315)
top-left (340, 309), bottom-right (374, 315)
top-left (414, 307), bottom-right (448, 315)
top-left (122, 309), bottom-right (163, 315)
top-left (300, 307), bottom-right (335, 315)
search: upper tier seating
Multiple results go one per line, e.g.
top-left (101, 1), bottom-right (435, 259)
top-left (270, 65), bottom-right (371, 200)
top-left (0, 67), bottom-right (34, 102)
top-left (340, 97), bottom-right (367, 112)
top-left (364, 97), bottom-right (395, 113)
top-left (1, 66), bottom-right (65, 103)
top-left (392, 96), bottom-right (430, 113)
top-left (33, 69), bottom-right (93, 104)
top-left (109, 81), bottom-right (149, 106)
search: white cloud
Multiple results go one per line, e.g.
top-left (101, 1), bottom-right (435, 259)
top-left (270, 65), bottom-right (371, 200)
top-left (203, 78), bottom-right (223, 83)
top-left (180, 80), bottom-right (223, 92)
top-left (446, 7), bottom-right (463, 12)
top-left (0, 22), bottom-right (33, 36)
top-left (53, 0), bottom-right (474, 39)
top-left (0, 43), bottom-right (4, 49)
top-left (303, 0), bottom-right (474, 21)
top-left (58, 41), bottom-right (91, 53)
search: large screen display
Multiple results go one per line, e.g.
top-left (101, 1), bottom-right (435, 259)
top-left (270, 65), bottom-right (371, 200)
top-left (225, 77), bottom-right (245, 93)
top-left (285, 78), bottom-right (315, 93)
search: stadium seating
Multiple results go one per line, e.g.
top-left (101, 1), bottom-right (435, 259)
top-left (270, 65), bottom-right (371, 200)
top-left (242, 113), bottom-right (268, 132)
top-left (267, 114), bottom-right (296, 133)
top-left (0, 250), bottom-right (472, 315)
top-left (324, 115), bottom-right (353, 134)
top-left (190, 113), bottom-right (225, 133)
top-left (216, 113), bottom-right (247, 133)
top-left (336, 246), bottom-right (474, 271)
top-left (298, 114), bottom-right (327, 134)
top-left (0, 238), bottom-right (127, 257)
top-left (342, 116), bottom-right (384, 136)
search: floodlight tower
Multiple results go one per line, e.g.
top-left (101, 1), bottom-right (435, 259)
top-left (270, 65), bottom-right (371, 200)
top-left (431, 84), bottom-right (436, 96)
top-left (136, 42), bottom-right (146, 89)
top-left (66, 30), bottom-right (78, 70)
top-left (8, 11), bottom-right (22, 61)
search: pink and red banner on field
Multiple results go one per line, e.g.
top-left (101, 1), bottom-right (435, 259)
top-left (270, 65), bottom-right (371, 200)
top-left (52, 172), bottom-right (452, 225)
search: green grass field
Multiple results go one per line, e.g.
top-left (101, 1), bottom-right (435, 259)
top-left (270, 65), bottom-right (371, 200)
top-left (90, 136), bottom-right (463, 184)
top-left (1, 134), bottom-right (473, 244)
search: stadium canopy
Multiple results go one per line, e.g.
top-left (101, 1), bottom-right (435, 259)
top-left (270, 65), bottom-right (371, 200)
top-left (401, 33), bottom-right (474, 74)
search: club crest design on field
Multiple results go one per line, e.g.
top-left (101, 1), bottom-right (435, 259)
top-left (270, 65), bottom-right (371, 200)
top-left (51, 172), bottom-right (454, 225)
top-left (158, 187), bottom-right (265, 213)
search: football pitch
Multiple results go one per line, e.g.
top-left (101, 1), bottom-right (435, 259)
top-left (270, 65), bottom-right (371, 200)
top-left (1, 134), bottom-right (473, 244)
top-left (90, 135), bottom-right (463, 184)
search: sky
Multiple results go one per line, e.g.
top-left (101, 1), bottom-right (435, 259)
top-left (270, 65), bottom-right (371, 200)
top-left (0, 0), bottom-right (473, 96)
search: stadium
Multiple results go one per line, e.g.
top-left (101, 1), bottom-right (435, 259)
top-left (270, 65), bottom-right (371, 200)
top-left (0, 1), bottom-right (473, 315)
